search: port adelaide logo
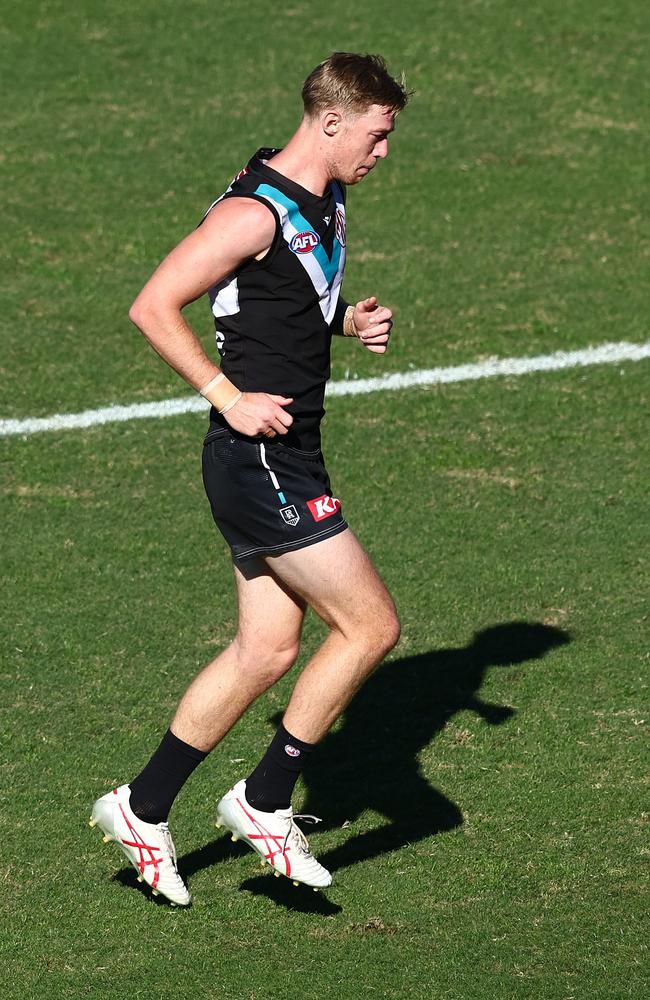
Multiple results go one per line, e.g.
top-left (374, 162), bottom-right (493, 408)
top-left (280, 504), bottom-right (300, 526)
top-left (335, 208), bottom-right (346, 247)
top-left (290, 231), bottom-right (320, 254)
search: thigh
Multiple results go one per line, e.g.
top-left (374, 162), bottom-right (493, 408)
top-left (264, 528), bottom-right (396, 634)
top-left (234, 558), bottom-right (306, 651)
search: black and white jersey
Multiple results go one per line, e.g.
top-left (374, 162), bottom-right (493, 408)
top-left (204, 148), bottom-right (347, 451)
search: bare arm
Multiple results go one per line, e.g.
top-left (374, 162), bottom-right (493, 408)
top-left (332, 295), bottom-right (393, 354)
top-left (129, 197), bottom-right (294, 437)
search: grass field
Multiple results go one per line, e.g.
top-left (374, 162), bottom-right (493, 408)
top-left (1, 1), bottom-right (648, 998)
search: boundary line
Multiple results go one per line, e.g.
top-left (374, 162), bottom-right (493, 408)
top-left (1, 339), bottom-right (648, 438)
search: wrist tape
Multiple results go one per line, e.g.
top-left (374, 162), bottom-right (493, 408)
top-left (342, 305), bottom-right (360, 338)
top-left (199, 373), bottom-right (242, 413)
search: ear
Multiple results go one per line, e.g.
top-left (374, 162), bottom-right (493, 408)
top-left (321, 110), bottom-right (342, 137)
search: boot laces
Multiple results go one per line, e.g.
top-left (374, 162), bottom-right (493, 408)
top-left (158, 823), bottom-right (178, 868)
top-left (283, 814), bottom-right (322, 856)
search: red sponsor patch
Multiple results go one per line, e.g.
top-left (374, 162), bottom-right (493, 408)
top-left (307, 495), bottom-right (341, 522)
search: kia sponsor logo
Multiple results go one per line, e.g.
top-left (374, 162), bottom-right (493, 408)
top-left (290, 231), bottom-right (320, 254)
top-left (284, 744), bottom-right (301, 757)
top-left (307, 495), bottom-right (341, 522)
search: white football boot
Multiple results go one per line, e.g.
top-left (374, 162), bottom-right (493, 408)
top-left (215, 779), bottom-right (332, 889)
top-left (89, 785), bottom-right (191, 907)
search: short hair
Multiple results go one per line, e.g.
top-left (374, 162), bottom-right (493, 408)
top-left (302, 52), bottom-right (409, 118)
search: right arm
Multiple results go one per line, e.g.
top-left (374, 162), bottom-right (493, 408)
top-left (129, 197), bottom-right (294, 437)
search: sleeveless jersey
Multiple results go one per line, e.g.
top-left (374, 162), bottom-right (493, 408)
top-left (204, 148), bottom-right (347, 451)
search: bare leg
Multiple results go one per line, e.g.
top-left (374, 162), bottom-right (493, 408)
top-left (266, 528), bottom-right (400, 744)
top-left (208, 530), bottom-right (398, 887)
top-left (171, 561), bottom-right (305, 751)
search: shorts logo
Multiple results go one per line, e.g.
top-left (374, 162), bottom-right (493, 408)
top-left (290, 231), bottom-right (320, 254)
top-left (307, 495), bottom-right (341, 522)
top-left (284, 744), bottom-right (301, 757)
top-left (280, 505), bottom-right (300, 526)
top-left (335, 208), bottom-right (346, 247)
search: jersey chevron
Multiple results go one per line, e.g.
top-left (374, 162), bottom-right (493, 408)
top-left (203, 148), bottom-right (348, 450)
top-left (254, 182), bottom-right (346, 324)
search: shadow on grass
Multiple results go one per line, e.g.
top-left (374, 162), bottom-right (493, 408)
top-left (238, 873), bottom-right (342, 915)
top-left (298, 620), bottom-right (571, 873)
top-left (115, 620), bottom-right (569, 911)
top-left (112, 868), bottom-right (181, 907)
top-left (113, 819), bottom-right (340, 914)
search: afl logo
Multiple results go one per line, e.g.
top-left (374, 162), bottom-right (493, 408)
top-left (284, 744), bottom-right (301, 757)
top-left (290, 231), bottom-right (320, 254)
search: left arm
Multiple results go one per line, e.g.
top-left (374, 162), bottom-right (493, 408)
top-left (332, 296), bottom-right (393, 354)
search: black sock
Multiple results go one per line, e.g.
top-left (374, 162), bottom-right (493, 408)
top-left (128, 728), bottom-right (208, 824)
top-left (244, 722), bottom-right (315, 813)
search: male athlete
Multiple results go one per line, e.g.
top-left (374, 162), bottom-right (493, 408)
top-left (90, 53), bottom-right (409, 905)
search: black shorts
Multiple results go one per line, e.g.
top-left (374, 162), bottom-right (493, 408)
top-left (202, 427), bottom-right (348, 563)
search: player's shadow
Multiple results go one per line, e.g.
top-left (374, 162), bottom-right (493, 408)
top-left (140, 620), bottom-right (568, 914)
top-left (292, 620), bottom-right (571, 873)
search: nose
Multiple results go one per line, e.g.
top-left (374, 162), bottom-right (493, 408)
top-left (374, 138), bottom-right (389, 159)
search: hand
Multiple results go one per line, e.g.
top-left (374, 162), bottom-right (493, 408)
top-left (353, 296), bottom-right (393, 354)
top-left (223, 392), bottom-right (293, 438)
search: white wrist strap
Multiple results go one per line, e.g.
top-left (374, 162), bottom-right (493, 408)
top-left (199, 373), bottom-right (226, 396)
top-left (218, 392), bottom-right (242, 415)
top-left (199, 372), bottom-right (242, 412)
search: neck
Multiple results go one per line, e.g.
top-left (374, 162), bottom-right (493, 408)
top-left (265, 120), bottom-right (332, 196)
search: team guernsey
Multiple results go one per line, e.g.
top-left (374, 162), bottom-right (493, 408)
top-left (202, 148), bottom-right (349, 562)
top-left (206, 147), bottom-right (347, 453)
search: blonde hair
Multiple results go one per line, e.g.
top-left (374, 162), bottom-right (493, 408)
top-left (302, 52), bottom-right (409, 118)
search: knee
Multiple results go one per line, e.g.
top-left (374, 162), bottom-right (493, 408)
top-left (375, 607), bottom-right (401, 657)
top-left (347, 604), bottom-right (401, 661)
top-left (234, 636), bottom-right (300, 689)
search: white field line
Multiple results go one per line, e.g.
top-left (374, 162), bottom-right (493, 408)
top-left (1, 339), bottom-right (649, 438)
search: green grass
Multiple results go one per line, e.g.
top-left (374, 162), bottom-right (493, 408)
top-left (1, 0), bottom-right (648, 997)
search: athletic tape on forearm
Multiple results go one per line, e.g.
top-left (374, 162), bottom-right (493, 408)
top-left (343, 305), bottom-right (360, 338)
top-left (199, 372), bottom-right (242, 413)
top-left (218, 391), bottom-right (242, 414)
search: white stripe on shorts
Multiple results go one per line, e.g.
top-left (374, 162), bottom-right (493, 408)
top-left (259, 442), bottom-right (281, 491)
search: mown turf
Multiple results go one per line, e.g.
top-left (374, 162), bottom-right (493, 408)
top-left (2, 363), bottom-right (648, 999)
top-left (1, 0), bottom-right (648, 997)
top-left (2, 0), bottom-right (647, 418)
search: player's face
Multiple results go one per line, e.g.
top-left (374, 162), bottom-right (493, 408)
top-left (336, 105), bottom-right (396, 185)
